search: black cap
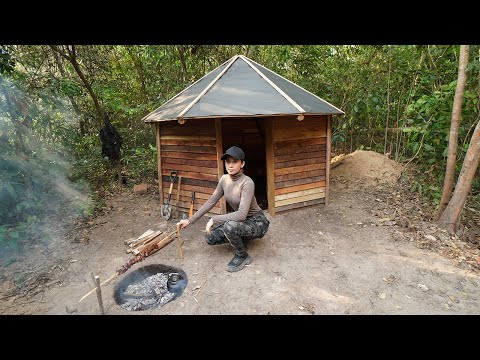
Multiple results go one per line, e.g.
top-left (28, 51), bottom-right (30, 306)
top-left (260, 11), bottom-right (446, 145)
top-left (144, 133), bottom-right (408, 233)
top-left (221, 146), bottom-right (245, 160)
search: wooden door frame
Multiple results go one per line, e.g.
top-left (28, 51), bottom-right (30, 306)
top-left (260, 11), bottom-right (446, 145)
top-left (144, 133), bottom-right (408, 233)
top-left (265, 117), bottom-right (275, 216)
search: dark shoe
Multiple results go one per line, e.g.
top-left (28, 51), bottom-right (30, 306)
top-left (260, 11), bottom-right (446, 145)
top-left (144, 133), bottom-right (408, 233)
top-left (226, 253), bottom-right (253, 272)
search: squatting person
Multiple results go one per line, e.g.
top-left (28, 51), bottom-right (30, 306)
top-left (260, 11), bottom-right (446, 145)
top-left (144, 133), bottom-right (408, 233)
top-left (177, 146), bottom-right (270, 272)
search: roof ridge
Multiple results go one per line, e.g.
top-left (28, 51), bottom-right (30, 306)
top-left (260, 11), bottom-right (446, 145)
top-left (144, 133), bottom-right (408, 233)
top-left (177, 55), bottom-right (239, 119)
top-left (245, 56), bottom-right (344, 115)
top-left (141, 56), bottom-right (235, 122)
top-left (142, 54), bottom-right (344, 122)
top-left (238, 55), bottom-right (305, 114)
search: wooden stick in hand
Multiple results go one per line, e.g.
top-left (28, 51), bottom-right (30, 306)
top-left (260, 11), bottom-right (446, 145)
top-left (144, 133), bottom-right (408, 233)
top-left (177, 223), bottom-right (183, 259)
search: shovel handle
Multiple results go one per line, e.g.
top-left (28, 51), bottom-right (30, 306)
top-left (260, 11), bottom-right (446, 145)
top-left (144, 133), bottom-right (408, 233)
top-left (189, 191), bottom-right (195, 217)
top-left (166, 171), bottom-right (178, 203)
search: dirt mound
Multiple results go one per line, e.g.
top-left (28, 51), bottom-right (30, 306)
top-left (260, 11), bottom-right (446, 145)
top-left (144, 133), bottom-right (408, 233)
top-left (332, 150), bottom-right (403, 186)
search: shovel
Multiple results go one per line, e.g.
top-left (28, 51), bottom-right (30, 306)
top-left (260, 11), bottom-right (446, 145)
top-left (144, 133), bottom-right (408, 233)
top-left (161, 170), bottom-right (178, 220)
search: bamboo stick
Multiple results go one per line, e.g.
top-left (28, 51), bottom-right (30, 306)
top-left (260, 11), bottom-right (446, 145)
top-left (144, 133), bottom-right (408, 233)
top-left (177, 224), bottom-right (183, 259)
top-left (130, 230), bottom-right (164, 248)
top-left (127, 230), bottom-right (164, 253)
top-left (124, 237), bottom-right (137, 245)
top-left (132, 230), bottom-right (172, 255)
top-left (125, 229), bottom-right (153, 245)
top-left (128, 229), bottom-right (157, 247)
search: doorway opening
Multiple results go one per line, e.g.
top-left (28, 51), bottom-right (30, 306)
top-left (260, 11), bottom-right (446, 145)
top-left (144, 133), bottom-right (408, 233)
top-left (221, 117), bottom-right (268, 210)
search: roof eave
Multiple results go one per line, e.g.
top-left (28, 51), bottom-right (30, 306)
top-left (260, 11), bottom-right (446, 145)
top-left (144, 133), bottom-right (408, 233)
top-left (143, 111), bottom-right (344, 123)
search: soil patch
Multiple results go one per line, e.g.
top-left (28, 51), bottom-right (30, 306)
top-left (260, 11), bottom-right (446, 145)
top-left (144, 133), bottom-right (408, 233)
top-left (333, 150), bottom-right (404, 186)
top-left (1, 151), bottom-right (479, 315)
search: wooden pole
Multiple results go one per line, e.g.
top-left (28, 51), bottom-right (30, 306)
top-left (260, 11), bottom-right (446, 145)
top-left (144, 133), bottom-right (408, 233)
top-left (215, 118), bottom-right (227, 214)
top-left (325, 115), bottom-right (332, 206)
top-left (265, 117), bottom-right (275, 216)
top-left (177, 223), bottom-right (183, 259)
top-left (156, 123), bottom-right (163, 206)
top-left (175, 176), bottom-right (182, 219)
top-left (91, 273), bottom-right (105, 314)
top-left (79, 273), bottom-right (118, 303)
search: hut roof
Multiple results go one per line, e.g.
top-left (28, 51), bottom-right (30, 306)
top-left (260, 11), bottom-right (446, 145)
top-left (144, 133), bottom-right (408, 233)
top-left (142, 55), bottom-right (344, 123)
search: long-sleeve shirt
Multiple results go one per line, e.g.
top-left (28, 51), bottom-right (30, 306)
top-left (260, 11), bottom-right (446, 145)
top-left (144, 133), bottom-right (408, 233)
top-left (188, 171), bottom-right (262, 226)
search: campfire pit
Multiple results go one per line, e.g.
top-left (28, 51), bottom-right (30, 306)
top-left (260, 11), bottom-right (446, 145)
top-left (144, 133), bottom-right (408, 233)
top-left (114, 264), bottom-right (187, 311)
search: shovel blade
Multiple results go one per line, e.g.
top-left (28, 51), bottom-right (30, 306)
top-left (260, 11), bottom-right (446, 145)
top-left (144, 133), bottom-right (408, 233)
top-left (161, 205), bottom-right (171, 220)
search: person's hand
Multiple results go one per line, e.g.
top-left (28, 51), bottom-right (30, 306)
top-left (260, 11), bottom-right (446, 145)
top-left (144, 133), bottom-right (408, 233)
top-left (177, 219), bottom-right (190, 229)
top-left (206, 218), bottom-right (214, 235)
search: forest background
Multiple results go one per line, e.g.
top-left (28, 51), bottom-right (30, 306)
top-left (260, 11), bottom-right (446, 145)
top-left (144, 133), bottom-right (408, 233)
top-left (0, 45), bottom-right (479, 259)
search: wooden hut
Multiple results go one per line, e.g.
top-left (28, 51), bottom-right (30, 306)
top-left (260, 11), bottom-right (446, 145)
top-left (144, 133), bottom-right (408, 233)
top-left (142, 55), bottom-right (344, 217)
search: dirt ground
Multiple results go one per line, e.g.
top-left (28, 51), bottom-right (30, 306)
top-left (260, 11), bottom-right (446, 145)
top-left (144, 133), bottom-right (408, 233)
top-left (1, 150), bottom-right (479, 315)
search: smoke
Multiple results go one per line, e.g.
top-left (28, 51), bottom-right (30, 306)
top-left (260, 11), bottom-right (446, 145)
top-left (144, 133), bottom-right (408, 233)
top-left (0, 77), bottom-right (93, 261)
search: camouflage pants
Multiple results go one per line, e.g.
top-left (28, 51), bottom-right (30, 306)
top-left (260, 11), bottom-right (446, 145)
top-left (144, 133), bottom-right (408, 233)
top-left (205, 211), bottom-right (270, 256)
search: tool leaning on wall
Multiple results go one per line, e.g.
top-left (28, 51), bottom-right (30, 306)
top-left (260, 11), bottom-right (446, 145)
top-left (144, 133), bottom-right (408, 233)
top-left (161, 170), bottom-right (178, 220)
top-left (189, 191), bottom-right (195, 218)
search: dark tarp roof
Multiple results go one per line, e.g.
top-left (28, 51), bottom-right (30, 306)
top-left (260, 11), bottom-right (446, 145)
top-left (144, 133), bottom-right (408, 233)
top-left (142, 55), bottom-right (344, 123)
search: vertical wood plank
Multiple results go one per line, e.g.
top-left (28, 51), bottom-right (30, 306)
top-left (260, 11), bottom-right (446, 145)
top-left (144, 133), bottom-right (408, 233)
top-left (156, 123), bottom-right (163, 205)
top-left (215, 118), bottom-right (227, 214)
top-left (175, 176), bottom-right (182, 219)
top-left (325, 115), bottom-right (332, 206)
top-left (265, 117), bottom-right (275, 216)
top-left (91, 273), bottom-right (105, 315)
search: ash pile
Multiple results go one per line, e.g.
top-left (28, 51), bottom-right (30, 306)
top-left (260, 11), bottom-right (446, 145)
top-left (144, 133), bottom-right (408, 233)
top-left (114, 265), bottom-right (188, 311)
top-left (121, 273), bottom-right (175, 311)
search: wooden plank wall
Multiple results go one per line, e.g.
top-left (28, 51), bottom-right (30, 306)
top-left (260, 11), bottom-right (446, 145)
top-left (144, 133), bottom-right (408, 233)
top-left (159, 119), bottom-right (221, 215)
top-left (273, 115), bottom-right (327, 213)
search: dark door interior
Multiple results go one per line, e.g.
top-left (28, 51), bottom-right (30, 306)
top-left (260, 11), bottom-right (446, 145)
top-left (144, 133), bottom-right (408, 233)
top-left (221, 117), bottom-right (268, 210)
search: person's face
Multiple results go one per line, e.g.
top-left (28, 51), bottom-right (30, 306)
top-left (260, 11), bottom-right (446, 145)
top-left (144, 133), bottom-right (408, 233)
top-left (224, 156), bottom-right (244, 175)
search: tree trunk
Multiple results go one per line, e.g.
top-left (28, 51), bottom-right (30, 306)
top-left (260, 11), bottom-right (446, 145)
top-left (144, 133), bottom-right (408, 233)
top-left (477, 47), bottom-right (480, 120)
top-left (436, 45), bottom-right (470, 220)
top-left (126, 46), bottom-right (148, 103)
top-left (438, 118), bottom-right (480, 234)
top-left (177, 45), bottom-right (188, 82)
top-left (51, 48), bottom-right (86, 135)
top-left (50, 45), bottom-right (122, 187)
top-left (117, 161), bottom-right (123, 188)
top-left (0, 79), bottom-right (26, 157)
top-left (50, 45), bottom-right (106, 125)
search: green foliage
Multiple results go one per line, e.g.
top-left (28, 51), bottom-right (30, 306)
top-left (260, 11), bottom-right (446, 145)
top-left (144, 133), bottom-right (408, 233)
top-left (1, 44), bottom-right (479, 215)
top-left (410, 181), bottom-right (442, 205)
top-left (0, 46), bottom-right (15, 74)
top-left (405, 72), bottom-right (478, 187)
top-left (0, 160), bottom-right (41, 224)
top-left (58, 78), bottom-right (83, 97)
top-left (122, 143), bottom-right (158, 181)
